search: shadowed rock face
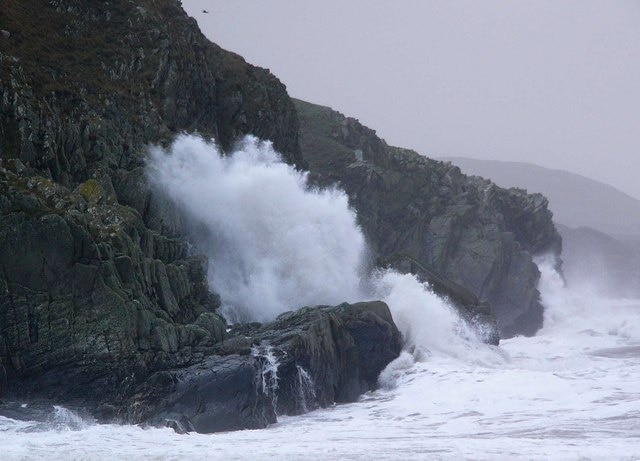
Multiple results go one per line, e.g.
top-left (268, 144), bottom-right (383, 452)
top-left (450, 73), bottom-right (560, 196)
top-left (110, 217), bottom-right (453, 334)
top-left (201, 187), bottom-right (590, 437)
top-left (294, 99), bottom-right (562, 337)
top-left (135, 355), bottom-right (278, 434)
top-left (131, 301), bottom-right (402, 433)
top-left (0, 0), bottom-right (301, 402)
top-left (248, 301), bottom-right (403, 411)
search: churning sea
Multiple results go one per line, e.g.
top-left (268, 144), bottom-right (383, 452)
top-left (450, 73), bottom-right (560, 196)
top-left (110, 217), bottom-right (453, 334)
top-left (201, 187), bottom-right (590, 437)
top-left (2, 137), bottom-right (639, 460)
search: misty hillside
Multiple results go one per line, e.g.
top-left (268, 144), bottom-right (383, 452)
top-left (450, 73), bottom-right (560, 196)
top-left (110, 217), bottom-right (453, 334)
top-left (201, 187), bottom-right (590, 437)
top-left (557, 224), bottom-right (640, 298)
top-left (442, 157), bottom-right (640, 237)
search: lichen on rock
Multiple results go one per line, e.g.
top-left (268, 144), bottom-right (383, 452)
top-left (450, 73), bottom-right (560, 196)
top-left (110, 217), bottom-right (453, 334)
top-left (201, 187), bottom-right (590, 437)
top-left (78, 179), bottom-right (103, 205)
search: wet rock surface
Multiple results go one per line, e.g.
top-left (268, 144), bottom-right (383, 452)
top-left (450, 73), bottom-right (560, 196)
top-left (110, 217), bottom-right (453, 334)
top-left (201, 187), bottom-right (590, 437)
top-left (130, 301), bottom-right (402, 433)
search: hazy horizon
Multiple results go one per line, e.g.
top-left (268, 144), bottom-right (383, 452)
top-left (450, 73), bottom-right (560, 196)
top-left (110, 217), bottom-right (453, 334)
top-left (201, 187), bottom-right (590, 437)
top-left (442, 156), bottom-right (640, 201)
top-left (183, 1), bottom-right (640, 200)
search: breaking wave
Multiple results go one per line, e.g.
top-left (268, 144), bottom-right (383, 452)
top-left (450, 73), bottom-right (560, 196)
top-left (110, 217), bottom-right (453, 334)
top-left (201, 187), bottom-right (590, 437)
top-left (147, 135), bottom-right (487, 357)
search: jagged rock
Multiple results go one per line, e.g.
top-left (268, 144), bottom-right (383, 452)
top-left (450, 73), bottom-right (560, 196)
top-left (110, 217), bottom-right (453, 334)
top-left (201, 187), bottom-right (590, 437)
top-left (0, 0), bottom-right (300, 402)
top-left (294, 99), bottom-right (561, 337)
top-left (0, 164), bottom-right (229, 403)
top-left (134, 301), bottom-right (402, 433)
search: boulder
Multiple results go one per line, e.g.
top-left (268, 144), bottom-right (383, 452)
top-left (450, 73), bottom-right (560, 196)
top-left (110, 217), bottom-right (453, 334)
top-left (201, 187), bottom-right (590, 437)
top-left (134, 301), bottom-right (402, 432)
top-left (250, 301), bottom-right (402, 413)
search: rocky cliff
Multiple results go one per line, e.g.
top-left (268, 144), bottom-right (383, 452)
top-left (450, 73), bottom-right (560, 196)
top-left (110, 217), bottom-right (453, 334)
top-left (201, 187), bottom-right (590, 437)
top-left (1, 0), bottom-right (560, 430)
top-left (0, 0), bottom-right (304, 404)
top-left (294, 99), bottom-right (562, 337)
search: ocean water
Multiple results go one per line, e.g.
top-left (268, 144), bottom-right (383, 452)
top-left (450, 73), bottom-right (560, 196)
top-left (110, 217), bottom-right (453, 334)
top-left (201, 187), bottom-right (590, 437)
top-left (2, 137), bottom-right (639, 460)
top-left (3, 289), bottom-right (639, 460)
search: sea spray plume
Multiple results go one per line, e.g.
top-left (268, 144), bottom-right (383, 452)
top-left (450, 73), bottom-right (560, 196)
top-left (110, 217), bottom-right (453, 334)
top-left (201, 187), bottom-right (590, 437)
top-left (148, 135), bottom-right (494, 362)
top-left (536, 254), bottom-right (640, 340)
top-left (147, 135), bottom-right (368, 322)
top-left (373, 270), bottom-right (475, 355)
top-left (373, 270), bottom-right (502, 368)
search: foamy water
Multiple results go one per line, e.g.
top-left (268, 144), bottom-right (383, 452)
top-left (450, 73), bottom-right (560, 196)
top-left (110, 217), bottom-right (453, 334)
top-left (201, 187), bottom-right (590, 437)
top-left (147, 136), bottom-right (367, 323)
top-left (2, 137), bottom-right (640, 460)
top-left (3, 299), bottom-right (639, 460)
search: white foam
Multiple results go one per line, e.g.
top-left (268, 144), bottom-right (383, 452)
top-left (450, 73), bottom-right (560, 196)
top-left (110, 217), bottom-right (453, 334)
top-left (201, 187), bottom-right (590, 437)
top-left (148, 135), bottom-right (485, 359)
top-left (2, 137), bottom-right (640, 459)
top-left (372, 270), bottom-right (488, 359)
top-left (148, 135), bottom-right (367, 322)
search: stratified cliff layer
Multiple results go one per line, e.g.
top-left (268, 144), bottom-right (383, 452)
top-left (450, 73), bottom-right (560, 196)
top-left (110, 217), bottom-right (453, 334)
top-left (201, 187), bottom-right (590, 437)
top-left (294, 99), bottom-right (562, 337)
top-left (0, 0), bottom-right (303, 402)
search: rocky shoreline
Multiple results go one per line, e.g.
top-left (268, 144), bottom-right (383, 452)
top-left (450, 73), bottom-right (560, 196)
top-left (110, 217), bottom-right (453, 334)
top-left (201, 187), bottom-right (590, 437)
top-left (0, 301), bottom-right (402, 433)
top-left (131, 301), bottom-right (402, 433)
top-left (1, 0), bottom-right (559, 433)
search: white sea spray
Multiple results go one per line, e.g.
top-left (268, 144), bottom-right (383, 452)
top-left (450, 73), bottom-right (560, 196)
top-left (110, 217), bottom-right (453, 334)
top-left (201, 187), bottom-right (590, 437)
top-left (3, 137), bottom-right (639, 459)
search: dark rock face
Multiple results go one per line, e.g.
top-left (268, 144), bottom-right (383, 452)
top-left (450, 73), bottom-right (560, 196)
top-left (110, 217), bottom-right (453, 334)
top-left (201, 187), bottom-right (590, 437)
top-left (132, 301), bottom-right (401, 433)
top-left (0, 0), bottom-right (301, 402)
top-left (249, 301), bottom-right (402, 411)
top-left (294, 99), bottom-right (562, 337)
top-left (135, 355), bottom-right (277, 434)
top-left (0, 1), bottom-right (303, 171)
top-left (0, 163), bottom-right (227, 404)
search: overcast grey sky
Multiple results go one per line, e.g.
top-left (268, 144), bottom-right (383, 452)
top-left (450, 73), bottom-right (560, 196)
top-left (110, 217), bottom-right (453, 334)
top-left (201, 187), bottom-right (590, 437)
top-left (183, 1), bottom-right (640, 199)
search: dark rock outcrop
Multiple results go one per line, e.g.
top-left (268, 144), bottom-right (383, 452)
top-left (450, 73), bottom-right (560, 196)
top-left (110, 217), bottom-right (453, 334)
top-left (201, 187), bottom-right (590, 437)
top-left (294, 99), bottom-right (561, 337)
top-left (0, 161), bottom-right (228, 404)
top-left (135, 355), bottom-right (277, 434)
top-left (0, 0), bottom-right (301, 402)
top-left (131, 301), bottom-right (401, 433)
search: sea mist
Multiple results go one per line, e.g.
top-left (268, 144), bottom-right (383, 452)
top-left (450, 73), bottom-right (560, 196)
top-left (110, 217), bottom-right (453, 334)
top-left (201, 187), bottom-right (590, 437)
top-left (147, 135), bottom-right (485, 356)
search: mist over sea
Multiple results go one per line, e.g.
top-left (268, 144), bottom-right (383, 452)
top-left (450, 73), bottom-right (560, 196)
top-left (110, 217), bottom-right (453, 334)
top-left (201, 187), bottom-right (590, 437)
top-left (2, 138), bottom-right (639, 460)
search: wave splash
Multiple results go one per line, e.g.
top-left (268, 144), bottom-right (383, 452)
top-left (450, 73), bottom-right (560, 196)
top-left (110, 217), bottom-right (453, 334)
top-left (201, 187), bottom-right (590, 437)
top-left (536, 254), bottom-right (640, 341)
top-left (147, 135), bottom-right (488, 358)
top-left (148, 135), bottom-right (367, 323)
top-left (4, 138), bottom-right (640, 458)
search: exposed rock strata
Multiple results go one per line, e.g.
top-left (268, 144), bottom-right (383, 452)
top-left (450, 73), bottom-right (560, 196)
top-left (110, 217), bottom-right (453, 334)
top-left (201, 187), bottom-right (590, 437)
top-left (294, 99), bottom-right (561, 337)
top-left (128, 301), bottom-right (402, 433)
top-left (0, 161), bottom-right (227, 404)
top-left (0, 2), bottom-right (402, 422)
